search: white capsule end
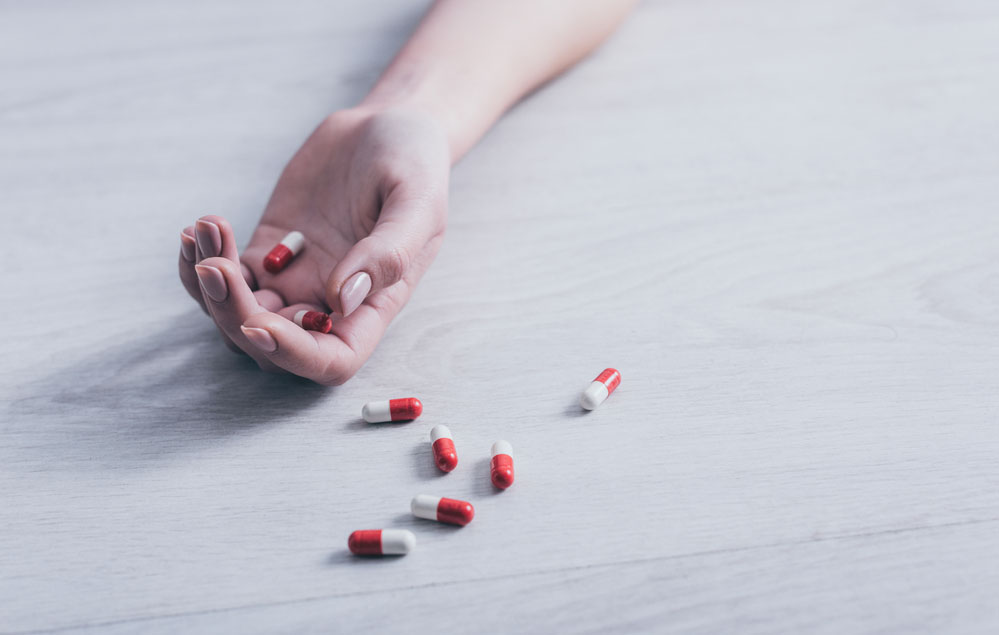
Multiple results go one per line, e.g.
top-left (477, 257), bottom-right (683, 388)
top-left (580, 381), bottom-right (609, 410)
top-left (491, 440), bottom-right (513, 458)
top-left (361, 400), bottom-right (392, 423)
top-left (293, 310), bottom-right (307, 327)
top-left (411, 494), bottom-right (442, 521)
top-left (380, 529), bottom-right (416, 555)
top-left (280, 230), bottom-right (305, 254)
top-left (430, 424), bottom-right (452, 443)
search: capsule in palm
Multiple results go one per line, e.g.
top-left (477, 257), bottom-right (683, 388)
top-left (430, 424), bottom-right (458, 472)
top-left (411, 495), bottom-right (475, 526)
top-left (347, 529), bottom-right (415, 556)
top-left (293, 310), bottom-right (332, 333)
top-left (490, 440), bottom-right (514, 489)
top-left (579, 368), bottom-right (621, 410)
top-left (362, 398), bottom-right (423, 423)
top-left (263, 231), bottom-right (305, 273)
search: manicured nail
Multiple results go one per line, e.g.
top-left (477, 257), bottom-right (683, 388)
top-left (340, 271), bottom-right (372, 317)
top-left (241, 326), bottom-right (278, 353)
top-left (180, 231), bottom-right (196, 262)
top-left (195, 264), bottom-right (228, 302)
top-left (195, 220), bottom-right (222, 258)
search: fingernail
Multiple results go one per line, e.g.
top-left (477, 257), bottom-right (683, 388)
top-left (180, 232), bottom-right (196, 262)
top-left (195, 220), bottom-right (222, 258)
top-left (195, 264), bottom-right (228, 302)
top-left (340, 271), bottom-right (372, 317)
top-left (241, 326), bottom-right (278, 353)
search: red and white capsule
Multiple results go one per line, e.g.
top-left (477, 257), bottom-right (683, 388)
top-left (580, 368), bottom-right (621, 410)
top-left (411, 494), bottom-right (475, 526)
top-left (347, 529), bottom-right (415, 556)
top-left (430, 424), bottom-right (458, 472)
top-left (361, 398), bottom-right (423, 423)
top-left (263, 230), bottom-right (305, 274)
top-left (293, 310), bottom-right (332, 333)
top-left (490, 440), bottom-right (514, 490)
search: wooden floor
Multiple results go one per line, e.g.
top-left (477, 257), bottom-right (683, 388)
top-left (2, 0), bottom-right (998, 632)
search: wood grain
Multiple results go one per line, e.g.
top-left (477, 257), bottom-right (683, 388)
top-left (2, 0), bottom-right (998, 632)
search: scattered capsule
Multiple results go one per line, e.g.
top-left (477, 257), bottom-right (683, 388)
top-left (490, 440), bottom-right (515, 489)
top-left (580, 368), bottom-right (622, 410)
top-left (411, 495), bottom-right (475, 526)
top-left (293, 309), bottom-right (332, 334)
top-left (362, 398), bottom-right (423, 423)
top-left (347, 529), bottom-right (416, 556)
top-left (263, 230), bottom-right (305, 274)
top-left (430, 424), bottom-right (458, 472)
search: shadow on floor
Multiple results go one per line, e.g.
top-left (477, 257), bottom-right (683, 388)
top-left (7, 310), bottom-right (331, 469)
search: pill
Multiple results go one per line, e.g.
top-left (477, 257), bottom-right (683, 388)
top-left (263, 230), bottom-right (305, 273)
top-left (411, 494), bottom-right (475, 526)
top-left (362, 398), bottom-right (423, 423)
top-left (293, 310), bottom-right (332, 334)
top-left (430, 424), bottom-right (458, 472)
top-left (490, 440), bottom-right (514, 489)
top-left (579, 368), bottom-right (621, 410)
top-left (347, 529), bottom-right (416, 556)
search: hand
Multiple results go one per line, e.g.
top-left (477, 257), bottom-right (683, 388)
top-left (178, 107), bottom-right (449, 384)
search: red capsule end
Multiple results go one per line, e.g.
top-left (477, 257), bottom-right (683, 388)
top-left (263, 244), bottom-right (293, 273)
top-left (432, 438), bottom-right (458, 472)
top-left (348, 530), bottom-right (382, 555)
top-left (437, 498), bottom-right (475, 526)
top-left (595, 368), bottom-right (622, 393)
top-left (491, 454), bottom-right (515, 489)
top-left (389, 398), bottom-right (423, 421)
top-left (301, 311), bottom-right (333, 333)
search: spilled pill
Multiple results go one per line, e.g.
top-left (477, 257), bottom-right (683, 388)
top-left (348, 529), bottom-right (415, 556)
top-left (362, 398), bottom-right (423, 423)
top-left (411, 495), bottom-right (475, 526)
top-left (580, 368), bottom-right (621, 410)
top-left (490, 440), bottom-right (514, 490)
top-left (430, 424), bottom-right (458, 472)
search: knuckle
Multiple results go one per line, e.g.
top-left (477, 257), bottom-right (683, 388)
top-left (358, 235), bottom-right (411, 285)
top-left (382, 243), bottom-right (411, 283)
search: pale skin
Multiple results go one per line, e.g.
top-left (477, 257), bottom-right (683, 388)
top-left (178, 0), bottom-right (637, 385)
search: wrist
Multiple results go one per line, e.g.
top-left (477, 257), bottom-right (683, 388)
top-left (360, 75), bottom-right (452, 146)
top-left (359, 62), bottom-right (500, 163)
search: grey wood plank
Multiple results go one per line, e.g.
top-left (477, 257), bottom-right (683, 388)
top-left (2, 0), bottom-right (998, 632)
top-left (63, 520), bottom-right (999, 634)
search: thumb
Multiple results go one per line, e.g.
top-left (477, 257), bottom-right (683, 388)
top-left (326, 191), bottom-right (443, 317)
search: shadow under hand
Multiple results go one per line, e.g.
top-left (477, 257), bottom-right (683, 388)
top-left (8, 310), bottom-right (329, 471)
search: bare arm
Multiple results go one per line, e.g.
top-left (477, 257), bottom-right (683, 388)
top-left (364, 0), bottom-right (638, 160)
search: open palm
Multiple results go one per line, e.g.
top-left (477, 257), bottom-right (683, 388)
top-left (178, 108), bottom-right (449, 384)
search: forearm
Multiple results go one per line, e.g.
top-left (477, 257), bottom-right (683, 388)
top-left (361, 0), bottom-right (637, 161)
